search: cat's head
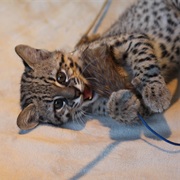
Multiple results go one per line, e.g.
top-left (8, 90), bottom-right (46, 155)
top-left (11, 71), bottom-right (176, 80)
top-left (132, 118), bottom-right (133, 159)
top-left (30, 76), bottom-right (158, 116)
top-left (15, 45), bottom-right (97, 130)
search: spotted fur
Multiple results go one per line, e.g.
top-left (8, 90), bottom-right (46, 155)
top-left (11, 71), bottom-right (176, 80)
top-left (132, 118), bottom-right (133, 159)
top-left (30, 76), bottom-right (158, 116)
top-left (15, 0), bottom-right (180, 129)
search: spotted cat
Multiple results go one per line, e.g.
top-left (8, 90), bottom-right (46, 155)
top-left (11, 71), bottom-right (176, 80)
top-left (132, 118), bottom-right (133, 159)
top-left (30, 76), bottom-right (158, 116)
top-left (15, 0), bottom-right (180, 130)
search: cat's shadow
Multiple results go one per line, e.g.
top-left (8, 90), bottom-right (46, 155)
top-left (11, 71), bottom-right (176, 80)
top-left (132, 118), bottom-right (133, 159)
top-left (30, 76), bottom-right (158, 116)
top-left (62, 109), bottom-right (177, 151)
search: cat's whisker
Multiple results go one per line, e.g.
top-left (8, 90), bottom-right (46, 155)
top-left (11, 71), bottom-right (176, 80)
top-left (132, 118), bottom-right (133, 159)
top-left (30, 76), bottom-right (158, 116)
top-left (77, 54), bottom-right (102, 81)
top-left (72, 113), bottom-right (76, 125)
top-left (85, 77), bottom-right (99, 81)
top-left (82, 108), bottom-right (92, 119)
top-left (75, 111), bottom-right (85, 128)
top-left (81, 59), bottom-right (97, 75)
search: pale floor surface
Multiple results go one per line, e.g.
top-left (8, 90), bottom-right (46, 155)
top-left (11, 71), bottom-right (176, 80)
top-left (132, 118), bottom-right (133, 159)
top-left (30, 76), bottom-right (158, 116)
top-left (0, 0), bottom-right (180, 179)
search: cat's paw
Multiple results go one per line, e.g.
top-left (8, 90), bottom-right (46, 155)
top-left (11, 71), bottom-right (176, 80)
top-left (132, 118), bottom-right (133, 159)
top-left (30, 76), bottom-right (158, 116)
top-left (132, 77), bottom-right (171, 113)
top-left (107, 90), bottom-right (140, 123)
top-left (142, 83), bottom-right (171, 113)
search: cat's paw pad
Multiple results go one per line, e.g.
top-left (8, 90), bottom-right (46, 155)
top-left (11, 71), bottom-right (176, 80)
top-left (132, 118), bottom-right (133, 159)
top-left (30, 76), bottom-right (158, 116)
top-left (107, 90), bottom-right (140, 123)
top-left (142, 82), bottom-right (171, 113)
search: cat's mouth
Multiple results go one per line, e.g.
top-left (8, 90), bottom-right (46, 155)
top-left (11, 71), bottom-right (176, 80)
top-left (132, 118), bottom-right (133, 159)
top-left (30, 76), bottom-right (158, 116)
top-left (83, 85), bottom-right (93, 101)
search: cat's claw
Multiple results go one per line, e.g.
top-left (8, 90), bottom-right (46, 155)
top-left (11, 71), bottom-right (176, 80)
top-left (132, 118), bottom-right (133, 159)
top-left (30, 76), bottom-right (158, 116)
top-left (107, 90), bottom-right (140, 123)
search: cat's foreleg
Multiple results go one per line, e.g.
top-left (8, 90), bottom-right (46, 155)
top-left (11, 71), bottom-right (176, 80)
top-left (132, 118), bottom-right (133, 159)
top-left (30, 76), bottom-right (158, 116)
top-left (109, 34), bottom-right (171, 113)
top-left (128, 41), bottom-right (171, 113)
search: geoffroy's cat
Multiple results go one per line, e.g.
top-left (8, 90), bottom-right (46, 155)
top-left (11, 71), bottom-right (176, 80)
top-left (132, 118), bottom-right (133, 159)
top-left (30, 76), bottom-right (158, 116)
top-left (15, 0), bottom-right (180, 130)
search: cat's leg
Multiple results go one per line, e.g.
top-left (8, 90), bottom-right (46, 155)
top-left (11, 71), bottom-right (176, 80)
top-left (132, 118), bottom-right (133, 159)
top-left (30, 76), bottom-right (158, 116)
top-left (109, 34), bottom-right (171, 113)
top-left (129, 41), bottom-right (171, 113)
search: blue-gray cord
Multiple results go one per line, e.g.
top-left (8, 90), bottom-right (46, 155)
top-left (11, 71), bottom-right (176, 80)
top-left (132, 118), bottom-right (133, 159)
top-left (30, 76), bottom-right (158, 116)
top-left (138, 114), bottom-right (180, 146)
top-left (93, 0), bottom-right (112, 34)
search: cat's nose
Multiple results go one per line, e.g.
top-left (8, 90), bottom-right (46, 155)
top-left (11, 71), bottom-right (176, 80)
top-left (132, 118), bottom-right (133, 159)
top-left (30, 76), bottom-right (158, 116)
top-left (54, 86), bottom-right (81, 100)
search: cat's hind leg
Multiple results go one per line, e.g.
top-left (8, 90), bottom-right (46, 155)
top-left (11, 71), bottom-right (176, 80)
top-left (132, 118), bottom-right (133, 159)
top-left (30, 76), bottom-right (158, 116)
top-left (108, 34), bottom-right (172, 113)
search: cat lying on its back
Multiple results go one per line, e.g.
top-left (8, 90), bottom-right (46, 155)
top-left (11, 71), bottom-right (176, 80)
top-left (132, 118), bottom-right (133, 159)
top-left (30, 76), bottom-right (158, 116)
top-left (15, 0), bottom-right (180, 130)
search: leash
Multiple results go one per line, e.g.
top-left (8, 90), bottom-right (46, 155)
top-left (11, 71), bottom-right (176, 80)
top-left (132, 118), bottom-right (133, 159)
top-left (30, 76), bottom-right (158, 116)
top-left (76, 0), bottom-right (180, 146)
top-left (138, 114), bottom-right (180, 146)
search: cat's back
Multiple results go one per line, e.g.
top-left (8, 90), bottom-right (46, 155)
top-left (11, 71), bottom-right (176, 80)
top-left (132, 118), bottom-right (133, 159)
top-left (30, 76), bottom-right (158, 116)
top-left (102, 0), bottom-right (180, 78)
top-left (103, 0), bottom-right (180, 39)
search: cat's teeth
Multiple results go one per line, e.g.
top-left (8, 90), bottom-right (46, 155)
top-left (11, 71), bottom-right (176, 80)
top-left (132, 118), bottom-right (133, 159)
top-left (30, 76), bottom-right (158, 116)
top-left (83, 85), bottom-right (93, 101)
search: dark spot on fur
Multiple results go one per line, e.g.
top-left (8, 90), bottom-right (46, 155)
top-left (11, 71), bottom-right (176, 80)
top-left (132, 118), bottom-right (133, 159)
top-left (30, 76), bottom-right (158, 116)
top-left (143, 0), bottom-right (148, 5)
top-left (144, 73), bottom-right (158, 78)
top-left (153, 1), bottom-right (160, 6)
top-left (122, 52), bottom-right (128, 60)
top-left (160, 43), bottom-right (169, 58)
top-left (39, 116), bottom-right (44, 121)
top-left (158, 33), bottom-right (163, 38)
top-left (143, 9), bottom-right (148, 13)
top-left (157, 16), bottom-right (161, 20)
top-left (115, 41), bottom-right (122, 47)
top-left (167, 27), bottom-right (174, 34)
top-left (149, 54), bottom-right (156, 59)
top-left (153, 11), bottom-right (157, 16)
top-left (165, 36), bottom-right (171, 42)
top-left (144, 64), bottom-right (159, 71)
top-left (170, 55), bottom-right (174, 61)
top-left (70, 62), bottom-right (74, 68)
top-left (143, 43), bottom-right (153, 49)
top-left (167, 19), bottom-right (177, 27)
top-left (66, 113), bottom-right (70, 118)
top-left (132, 49), bottom-right (138, 55)
top-left (134, 42), bottom-right (142, 47)
top-left (48, 77), bottom-right (55, 81)
top-left (144, 16), bottom-right (149, 22)
top-left (176, 47), bottom-right (180, 56)
top-left (162, 64), bottom-right (167, 69)
top-left (138, 51), bottom-right (146, 56)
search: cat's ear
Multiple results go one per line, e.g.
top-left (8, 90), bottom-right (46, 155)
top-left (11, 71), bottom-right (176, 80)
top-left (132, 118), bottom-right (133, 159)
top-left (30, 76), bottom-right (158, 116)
top-left (17, 104), bottom-right (39, 130)
top-left (15, 44), bottom-right (51, 70)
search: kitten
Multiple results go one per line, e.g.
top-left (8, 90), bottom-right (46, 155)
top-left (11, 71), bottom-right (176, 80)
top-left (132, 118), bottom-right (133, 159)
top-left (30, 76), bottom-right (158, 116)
top-left (15, 0), bottom-right (180, 130)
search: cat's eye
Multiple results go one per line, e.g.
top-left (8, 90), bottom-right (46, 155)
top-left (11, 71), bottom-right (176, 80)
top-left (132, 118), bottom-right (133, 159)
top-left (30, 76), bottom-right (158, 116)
top-left (54, 98), bottom-right (64, 110)
top-left (57, 71), bottom-right (66, 85)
